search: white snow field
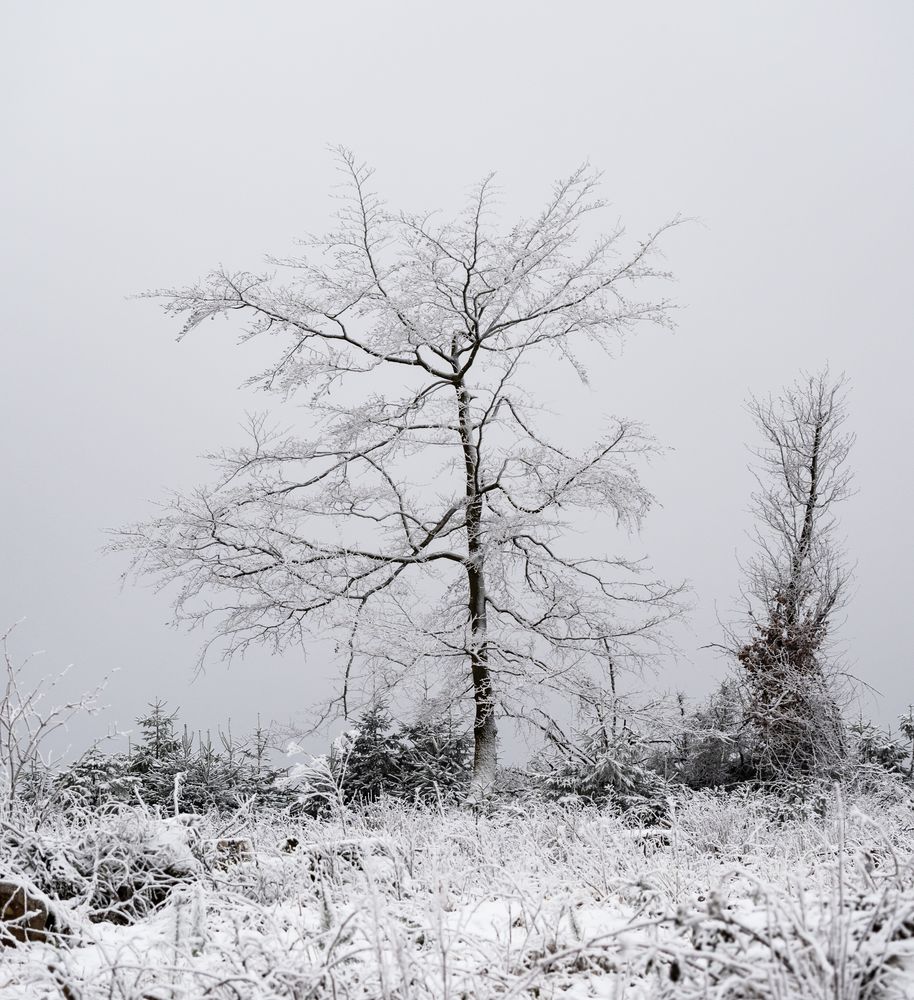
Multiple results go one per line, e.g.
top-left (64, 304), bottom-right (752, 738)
top-left (3, 786), bottom-right (914, 999)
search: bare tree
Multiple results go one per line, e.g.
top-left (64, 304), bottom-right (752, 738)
top-left (116, 150), bottom-right (683, 799)
top-left (732, 371), bottom-right (854, 777)
top-left (0, 622), bottom-right (106, 812)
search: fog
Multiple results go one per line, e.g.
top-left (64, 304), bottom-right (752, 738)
top-left (1, 2), bottom-right (912, 756)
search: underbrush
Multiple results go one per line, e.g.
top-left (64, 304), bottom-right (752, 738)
top-left (3, 782), bottom-right (914, 998)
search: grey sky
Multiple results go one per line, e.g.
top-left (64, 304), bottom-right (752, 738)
top-left (1, 2), bottom-right (912, 754)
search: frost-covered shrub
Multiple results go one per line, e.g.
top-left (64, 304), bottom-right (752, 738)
top-left (536, 729), bottom-right (669, 821)
top-left (53, 747), bottom-right (138, 808)
top-left (395, 719), bottom-right (471, 802)
top-left (673, 786), bottom-right (772, 856)
top-left (286, 749), bottom-right (347, 817)
top-left (1, 805), bottom-right (201, 926)
top-left (55, 701), bottom-right (295, 812)
top-left (72, 809), bottom-right (200, 924)
top-left (656, 682), bottom-right (758, 789)
top-left (0, 818), bottom-right (85, 903)
top-left (0, 623), bottom-right (107, 814)
top-left (850, 717), bottom-right (911, 776)
top-left (289, 704), bottom-right (470, 812)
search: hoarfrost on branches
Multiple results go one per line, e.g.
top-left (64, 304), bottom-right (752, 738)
top-left (116, 149), bottom-right (685, 796)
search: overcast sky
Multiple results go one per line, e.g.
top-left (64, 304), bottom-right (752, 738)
top-left (1, 2), bottom-right (912, 755)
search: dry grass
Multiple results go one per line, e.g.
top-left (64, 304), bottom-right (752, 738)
top-left (3, 782), bottom-right (914, 998)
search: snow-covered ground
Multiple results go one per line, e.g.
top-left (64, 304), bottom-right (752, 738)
top-left (4, 785), bottom-right (914, 998)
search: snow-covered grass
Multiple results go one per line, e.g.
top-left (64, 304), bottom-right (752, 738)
top-left (4, 783), bottom-right (914, 999)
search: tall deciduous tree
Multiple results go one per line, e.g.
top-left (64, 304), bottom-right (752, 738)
top-left (117, 150), bottom-right (683, 799)
top-left (734, 371), bottom-right (854, 777)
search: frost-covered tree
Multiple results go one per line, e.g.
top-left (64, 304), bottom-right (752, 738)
top-left (732, 371), bottom-right (854, 777)
top-left (0, 622), bottom-right (105, 810)
top-left (116, 149), bottom-right (683, 800)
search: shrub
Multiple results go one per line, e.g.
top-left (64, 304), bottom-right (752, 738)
top-left (55, 701), bottom-right (295, 812)
top-left (849, 718), bottom-right (910, 775)
top-left (289, 703), bottom-right (471, 811)
top-left (658, 682), bottom-right (757, 789)
top-left (536, 727), bottom-right (669, 822)
top-left (396, 719), bottom-right (471, 802)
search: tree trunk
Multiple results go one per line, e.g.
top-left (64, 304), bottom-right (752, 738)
top-left (455, 378), bottom-right (498, 801)
top-left (784, 417), bottom-right (822, 625)
top-left (467, 558), bottom-right (498, 800)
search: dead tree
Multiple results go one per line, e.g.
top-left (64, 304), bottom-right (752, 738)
top-left (734, 371), bottom-right (854, 778)
top-left (115, 149), bottom-right (683, 799)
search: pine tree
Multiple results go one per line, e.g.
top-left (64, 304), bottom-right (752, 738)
top-left (343, 703), bottom-right (401, 803)
top-left (397, 719), bottom-right (471, 802)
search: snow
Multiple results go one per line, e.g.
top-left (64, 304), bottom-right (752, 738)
top-left (4, 788), bottom-right (914, 998)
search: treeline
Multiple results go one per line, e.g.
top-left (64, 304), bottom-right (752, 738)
top-left (17, 701), bottom-right (472, 814)
top-left (7, 689), bottom-right (914, 821)
top-left (47, 701), bottom-right (291, 811)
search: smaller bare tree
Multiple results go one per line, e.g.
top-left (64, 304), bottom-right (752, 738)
top-left (0, 622), bottom-right (106, 812)
top-left (731, 371), bottom-right (854, 778)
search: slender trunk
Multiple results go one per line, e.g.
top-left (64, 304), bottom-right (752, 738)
top-left (467, 552), bottom-right (498, 798)
top-left (797, 420), bottom-right (821, 562)
top-left (784, 419), bottom-right (822, 625)
top-left (455, 378), bottom-right (498, 800)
